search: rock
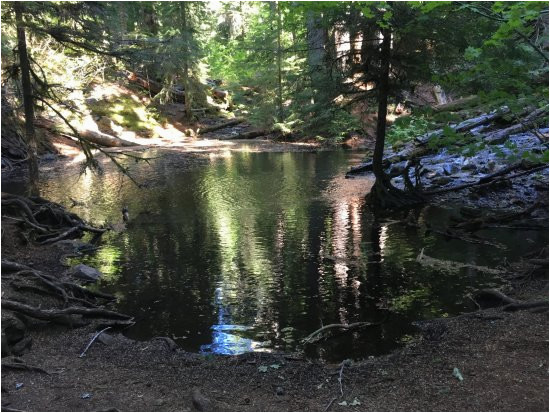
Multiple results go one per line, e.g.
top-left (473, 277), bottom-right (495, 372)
top-left (443, 163), bottom-right (460, 176)
top-left (98, 333), bottom-right (115, 346)
top-left (275, 386), bottom-right (284, 396)
top-left (461, 159), bottom-right (477, 171)
top-left (432, 176), bottom-right (452, 186)
top-left (69, 264), bottom-right (103, 283)
top-left (192, 388), bottom-right (214, 412)
top-left (41, 153), bottom-right (57, 162)
top-left (55, 239), bottom-right (94, 252)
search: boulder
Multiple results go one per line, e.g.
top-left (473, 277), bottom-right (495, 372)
top-left (69, 264), bottom-right (103, 283)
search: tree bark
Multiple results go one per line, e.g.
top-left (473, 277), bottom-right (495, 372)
top-left (372, 28), bottom-right (392, 184)
top-left (276, 1), bottom-right (283, 122)
top-left (181, 2), bottom-right (192, 120)
top-left (15, 3), bottom-right (39, 196)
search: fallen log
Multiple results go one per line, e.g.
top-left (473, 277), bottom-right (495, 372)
top-left (217, 129), bottom-right (270, 140)
top-left (484, 108), bottom-right (547, 144)
top-left (416, 248), bottom-right (502, 275)
top-left (198, 118), bottom-right (245, 135)
top-left (424, 163), bottom-right (547, 195)
top-left (433, 95), bottom-right (478, 112)
top-left (127, 71), bottom-right (185, 103)
top-left (65, 129), bottom-right (137, 148)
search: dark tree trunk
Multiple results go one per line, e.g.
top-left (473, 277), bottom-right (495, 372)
top-left (15, 3), bottom-right (39, 196)
top-left (372, 28), bottom-right (391, 184)
top-left (276, 1), bottom-right (283, 122)
top-left (182, 2), bottom-right (192, 120)
top-left (367, 28), bottom-right (423, 210)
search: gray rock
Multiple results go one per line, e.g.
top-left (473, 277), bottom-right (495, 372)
top-left (41, 153), bottom-right (57, 162)
top-left (461, 159), bottom-right (477, 171)
top-left (56, 239), bottom-right (93, 252)
top-left (443, 164), bottom-right (460, 176)
top-left (69, 264), bottom-right (103, 283)
top-left (98, 333), bottom-right (115, 346)
top-left (275, 386), bottom-right (284, 396)
top-left (432, 176), bottom-right (452, 186)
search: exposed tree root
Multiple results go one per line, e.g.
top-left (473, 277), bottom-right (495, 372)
top-left (1, 362), bottom-right (50, 375)
top-left (473, 288), bottom-right (548, 312)
top-left (453, 200), bottom-right (543, 231)
top-left (503, 300), bottom-right (549, 312)
top-left (1, 193), bottom-right (107, 245)
top-left (2, 300), bottom-right (132, 322)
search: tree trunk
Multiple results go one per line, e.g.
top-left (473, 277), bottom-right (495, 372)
top-left (182, 3), bottom-right (192, 120)
top-left (14, 3), bottom-right (39, 196)
top-left (306, 11), bottom-right (327, 72)
top-left (367, 27), bottom-right (423, 210)
top-left (372, 28), bottom-right (391, 185)
top-left (276, 1), bottom-right (283, 122)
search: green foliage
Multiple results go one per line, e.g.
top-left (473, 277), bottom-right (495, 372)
top-left (387, 115), bottom-right (434, 146)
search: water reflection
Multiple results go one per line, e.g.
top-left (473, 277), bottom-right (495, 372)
top-left (6, 149), bottom-right (546, 361)
top-left (200, 287), bottom-right (260, 355)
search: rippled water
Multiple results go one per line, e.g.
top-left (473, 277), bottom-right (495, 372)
top-left (4, 149), bottom-right (546, 360)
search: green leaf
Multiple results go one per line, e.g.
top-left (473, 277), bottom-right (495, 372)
top-left (258, 365), bottom-right (268, 373)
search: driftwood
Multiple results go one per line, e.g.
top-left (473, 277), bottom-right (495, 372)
top-left (198, 118), bottom-right (245, 135)
top-left (302, 321), bottom-right (378, 344)
top-left (79, 326), bottom-right (112, 358)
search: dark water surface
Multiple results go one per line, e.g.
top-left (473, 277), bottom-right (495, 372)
top-left (4, 149), bottom-right (545, 360)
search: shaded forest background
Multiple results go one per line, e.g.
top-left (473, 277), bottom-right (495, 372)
top-left (1, 1), bottom-right (548, 180)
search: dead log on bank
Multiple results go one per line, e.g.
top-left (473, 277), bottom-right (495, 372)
top-left (198, 118), bottom-right (245, 135)
top-left (216, 129), bottom-right (271, 140)
top-left (484, 108), bottom-right (547, 144)
top-left (433, 95), bottom-right (479, 112)
top-left (61, 129), bottom-right (137, 148)
top-left (127, 71), bottom-right (185, 103)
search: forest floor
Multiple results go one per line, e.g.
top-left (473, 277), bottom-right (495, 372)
top-left (1, 220), bottom-right (548, 412)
